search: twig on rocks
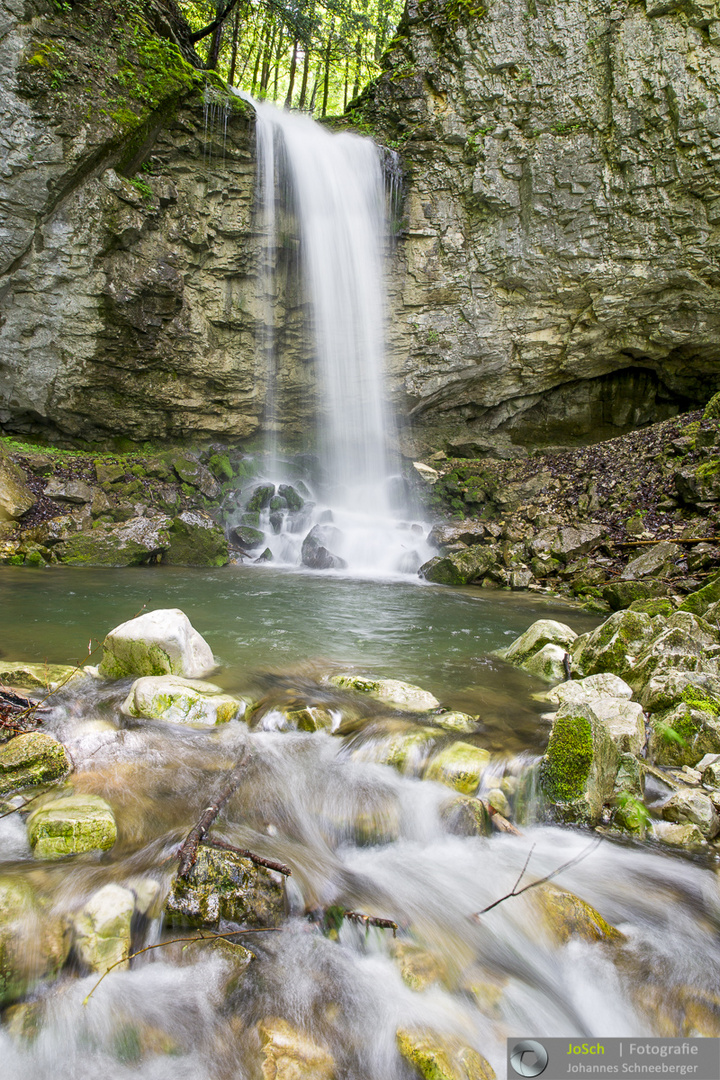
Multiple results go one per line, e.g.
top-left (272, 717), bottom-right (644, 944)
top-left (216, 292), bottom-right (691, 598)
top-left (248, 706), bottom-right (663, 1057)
top-left (177, 748), bottom-right (250, 878)
top-left (486, 803), bottom-right (522, 836)
top-left (82, 927), bottom-right (281, 1005)
top-left (470, 837), bottom-right (601, 920)
top-left (202, 836), bottom-right (291, 877)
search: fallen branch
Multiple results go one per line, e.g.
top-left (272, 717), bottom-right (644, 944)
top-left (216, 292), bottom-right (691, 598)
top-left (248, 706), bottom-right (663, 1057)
top-left (82, 927), bottom-right (281, 1005)
top-left (177, 748), bottom-right (251, 878)
top-left (612, 537), bottom-right (720, 547)
top-left (202, 836), bottom-right (291, 877)
top-left (486, 803), bottom-right (523, 836)
top-left (471, 837), bottom-right (601, 920)
top-left (343, 910), bottom-right (399, 937)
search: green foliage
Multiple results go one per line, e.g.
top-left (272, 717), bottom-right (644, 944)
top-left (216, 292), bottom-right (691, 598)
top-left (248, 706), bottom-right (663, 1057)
top-left (129, 176), bottom-right (154, 200)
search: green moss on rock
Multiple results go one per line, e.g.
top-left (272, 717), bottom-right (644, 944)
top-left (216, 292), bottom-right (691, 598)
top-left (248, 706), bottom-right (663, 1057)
top-left (27, 794), bottom-right (117, 859)
top-left (0, 733), bottom-right (71, 797)
top-left (164, 847), bottom-right (284, 929)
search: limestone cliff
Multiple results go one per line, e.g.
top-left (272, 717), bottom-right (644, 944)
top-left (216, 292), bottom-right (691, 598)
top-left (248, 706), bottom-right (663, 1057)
top-left (0, 0), bottom-right (293, 443)
top-left (358, 0), bottom-right (720, 448)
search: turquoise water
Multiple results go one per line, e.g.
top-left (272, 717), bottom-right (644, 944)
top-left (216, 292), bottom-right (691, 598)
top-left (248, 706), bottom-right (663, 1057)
top-left (0, 565), bottom-right (598, 752)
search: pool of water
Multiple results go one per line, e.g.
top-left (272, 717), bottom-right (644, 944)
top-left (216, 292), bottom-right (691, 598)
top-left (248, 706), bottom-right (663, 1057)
top-left (0, 565), bottom-right (599, 754)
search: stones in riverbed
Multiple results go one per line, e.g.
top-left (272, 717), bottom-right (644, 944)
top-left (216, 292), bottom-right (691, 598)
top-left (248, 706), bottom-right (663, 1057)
top-left (329, 674), bottom-right (440, 711)
top-left (660, 789), bottom-right (720, 838)
top-left (72, 883), bottom-right (134, 974)
top-left (258, 1018), bottom-right (335, 1080)
top-left (424, 742), bottom-right (490, 794)
top-left (441, 795), bottom-right (492, 836)
top-left (0, 732), bottom-right (71, 796)
top-left (164, 847), bottom-right (285, 929)
top-left (539, 702), bottom-right (620, 825)
top-left (27, 794), bottom-right (117, 859)
top-left (0, 660), bottom-right (79, 691)
top-left (535, 884), bottom-right (625, 946)
top-left (547, 676), bottom-right (645, 755)
top-left (499, 619), bottom-right (577, 683)
top-left (98, 608), bottom-right (216, 680)
top-left (396, 1028), bottom-right (495, 1080)
top-left (0, 877), bottom-right (70, 1006)
top-left (0, 446), bottom-right (35, 521)
top-left (121, 675), bottom-right (242, 726)
top-left (301, 524), bottom-right (347, 570)
top-left (54, 516), bottom-right (172, 567)
top-left (162, 511), bottom-right (228, 567)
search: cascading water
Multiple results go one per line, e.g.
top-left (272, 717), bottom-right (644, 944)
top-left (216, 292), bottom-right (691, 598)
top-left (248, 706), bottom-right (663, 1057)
top-left (230, 94), bottom-right (434, 577)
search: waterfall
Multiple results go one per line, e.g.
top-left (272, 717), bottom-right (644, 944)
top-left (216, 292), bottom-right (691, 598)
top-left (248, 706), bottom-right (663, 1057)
top-left (233, 93), bottom-right (433, 578)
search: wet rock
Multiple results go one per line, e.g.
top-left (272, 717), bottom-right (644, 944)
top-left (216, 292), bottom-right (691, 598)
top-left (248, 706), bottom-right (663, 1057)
top-left (95, 461), bottom-right (126, 485)
top-left (601, 581), bottom-right (666, 611)
top-left (0, 661), bottom-right (79, 691)
top-left (55, 516), bottom-right (172, 566)
top-left (257, 1017), bottom-right (335, 1080)
top-left (639, 670), bottom-right (720, 715)
top-left (255, 548), bottom-right (274, 563)
top-left (246, 484), bottom-right (275, 512)
top-left (121, 675), bottom-right (242, 726)
top-left (532, 525), bottom-right (607, 564)
top-left (73, 883), bottom-right (134, 974)
top-left (651, 821), bottom-right (706, 846)
top-left (231, 525), bottom-right (265, 550)
top-left (163, 511), bottom-right (229, 567)
top-left (277, 484), bottom-right (304, 511)
top-left (539, 702), bottom-right (620, 825)
top-left (548, 673), bottom-right (633, 706)
top-left (366, 727), bottom-right (440, 773)
top-left (535, 884), bottom-right (625, 946)
top-left (167, 454), bottom-right (220, 499)
top-left (301, 524), bottom-right (347, 570)
top-left (330, 674), bottom-right (440, 711)
top-left (440, 795), bottom-right (492, 837)
top-left (164, 847), bottom-right (285, 929)
top-left (501, 620), bottom-right (577, 667)
top-left (0, 877), bottom-right (70, 1006)
top-left (396, 1028), bottom-right (495, 1080)
top-left (571, 609), bottom-right (656, 679)
top-left (522, 644), bottom-right (569, 683)
top-left (43, 479), bottom-right (94, 505)
top-left (435, 711), bottom-right (478, 734)
top-left (391, 941), bottom-right (449, 992)
top-left (647, 703), bottom-right (720, 768)
top-left (621, 542), bottom-right (682, 580)
top-left (424, 742), bottom-right (491, 795)
top-left (0, 732), bottom-right (71, 797)
top-left (678, 571), bottom-right (720, 616)
top-left (413, 462), bottom-right (439, 484)
top-left (282, 706), bottom-right (334, 732)
top-left (427, 523), bottom-right (485, 550)
top-left (27, 794), bottom-right (117, 859)
top-left (418, 556), bottom-right (464, 585)
top-left (98, 608), bottom-right (216, 680)
top-left (0, 447), bottom-right (35, 521)
top-left (661, 790), bottom-right (720, 839)
top-left (629, 628), bottom-right (709, 692)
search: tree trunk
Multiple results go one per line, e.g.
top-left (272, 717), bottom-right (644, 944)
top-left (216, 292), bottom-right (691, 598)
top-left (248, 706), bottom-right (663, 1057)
top-left (272, 28), bottom-right (285, 100)
top-left (352, 36), bottom-right (362, 102)
top-left (260, 21), bottom-right (277, 95)
top-left (298, 44), bottom-right (311, 109)
top-left (308, 69), bottom-right (320, 113)
top-left (228, 5), bottom-right (241, 85)
top-left (205, 0), bottom-right (226, 72)
top-left (285, 37), bottom-right (299, 108)
top-left (321, 27), bottom-right (333, 116)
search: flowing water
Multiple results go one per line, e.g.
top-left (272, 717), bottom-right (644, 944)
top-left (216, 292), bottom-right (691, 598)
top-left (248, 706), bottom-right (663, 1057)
top-left (2, 567), bottom-right (720, 1078)
top-left (232, 95), bottom-right (433, 577)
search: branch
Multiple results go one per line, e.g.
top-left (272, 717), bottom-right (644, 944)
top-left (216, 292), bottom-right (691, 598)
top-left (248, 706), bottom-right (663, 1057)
top-left (344, 910), bottom-right (398, 937)
top-left (82, 927), bottom-right (281, 1005)
top-left (471, 837), bottom-right (602, 920)
top-left (177, 748), bottom-right (251, 878)
top-left (202, 836), bottom-right (291, 877)
top-left (190, 0), bottom-right (245, 43)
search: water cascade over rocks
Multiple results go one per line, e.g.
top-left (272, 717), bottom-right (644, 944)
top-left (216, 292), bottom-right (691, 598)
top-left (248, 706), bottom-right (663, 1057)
top-left (230, 94), bottom-right (433, 577)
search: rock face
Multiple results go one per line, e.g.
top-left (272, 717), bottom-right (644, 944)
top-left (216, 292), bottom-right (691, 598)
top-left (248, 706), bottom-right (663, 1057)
top-left (357, 0), bottom-right (720, 448)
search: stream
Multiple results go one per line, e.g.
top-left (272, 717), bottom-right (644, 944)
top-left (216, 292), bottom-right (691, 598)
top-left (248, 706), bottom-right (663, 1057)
top-left (2, 566), bottom-right (720, 1078)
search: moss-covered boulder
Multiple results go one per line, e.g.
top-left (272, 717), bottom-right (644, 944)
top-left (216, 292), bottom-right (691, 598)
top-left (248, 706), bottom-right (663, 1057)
top-left (166, 454), bottom-right (219, 499)
top-left (164, 846), bottom-right (285, 929)
top-left (163, 511), bottom-right (228, 567)
top-left (539, 702), bottom-right (620, 825)
top-left (0, 877), bottom-right (70, 1006)
top-left (98, 608), bottom-right (216, 679)
top-left (548, 673), bottom-right (633, 706)
top-left (55, 516), bottom-right (172, 566)
top-left (679, 571), bottom-right (720, 616)
top-left (647, 703), bottom-right (720, 767)
top-left (419, 556), bottom-right (465, 585)
top-left (27, 794), bottom-right (117, 859)
top-left (501, 619), bottom-right (577, 670)
top-left (246, 483), bottom-right (275, 512)
top-left (629, 627), bottom-right (708, 692)
top-left (0, 661), bottom-right (78, 691)
top-left (282, 706), bottom-right (334, 732)
top-left (661, 789), bottom-right (719, 839)
top-left (0, 733), bottom-right (71, 796)
top-left (435, 711), bottom-right (478, 733)
top-left (534, 884), bottom-right (625, 946)
top-left (571, 609), bottom-right (656, 679)
top-left (257, 1018), bottom-right (335, 1080)
top-left (72, 883), bottom-right (134, 974)
top-left (522, 643), bottom-right (570, 683)
top-left (639, 670), bottom-right (720, 714)
top-left (329, 674), bottom-right (440, 711)
top-left (121, 675), bottom-right (241, 726)
top-left (441, 795), bottom-right (492, 836)
top-left (396, 1028), bottom-right (495, 1080)
top-left (600, 580), bottom-right (665, 611)
top-left (230, 524), bottom-right (265, 550)
top-left (391, 941), bottom-right (449, 992)
top-left (424, 742), bottom-right (491, 795)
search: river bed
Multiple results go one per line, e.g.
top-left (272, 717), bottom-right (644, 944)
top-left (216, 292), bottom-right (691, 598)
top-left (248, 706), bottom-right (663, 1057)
top-left (1, 567), bottom-right (719, 1079)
